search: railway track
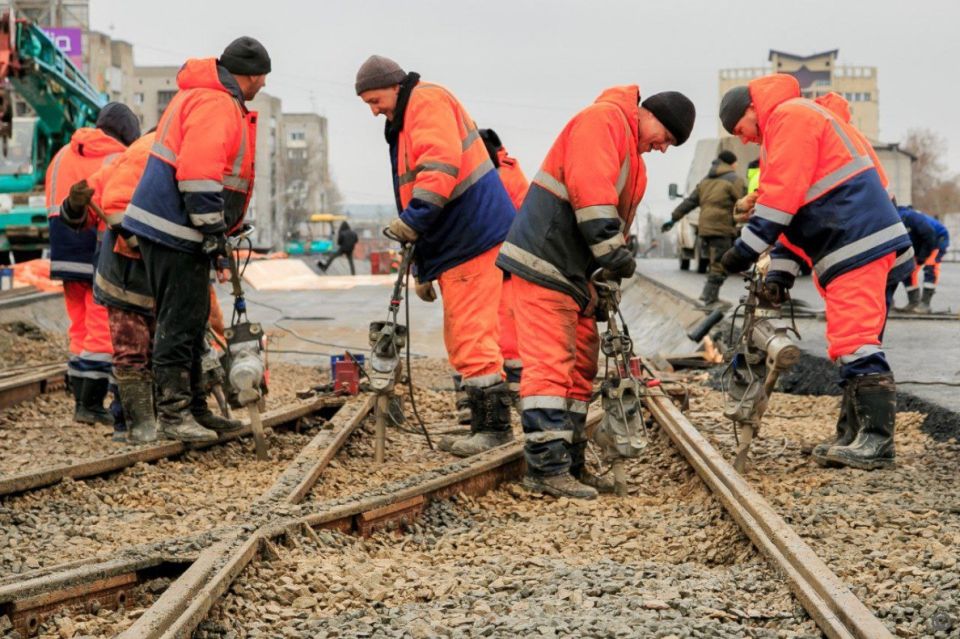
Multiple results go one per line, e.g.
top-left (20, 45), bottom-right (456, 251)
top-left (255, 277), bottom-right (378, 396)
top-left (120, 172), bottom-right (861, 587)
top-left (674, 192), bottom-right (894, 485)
top-left (0, 383), bottom-right (895, 638)
top-left (0, 362), bottom-right (66, 410)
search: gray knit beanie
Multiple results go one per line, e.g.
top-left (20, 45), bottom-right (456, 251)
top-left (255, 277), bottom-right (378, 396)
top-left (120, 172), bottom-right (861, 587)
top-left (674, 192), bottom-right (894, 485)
top-left (719, 86), bottom-right (752, 134)
top-left (355, 55), bottom-right (406, 95)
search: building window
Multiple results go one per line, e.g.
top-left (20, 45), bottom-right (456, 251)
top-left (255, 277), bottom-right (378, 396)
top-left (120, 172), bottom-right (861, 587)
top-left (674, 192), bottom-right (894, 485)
top-left (157, 90), bottom-right (177, 120)
top-left (863, 92), bottom-right (871, 102)
top-left (133, 92), bottom-right (144, 106)
top-left (290, 131), bottom-right (305, 141)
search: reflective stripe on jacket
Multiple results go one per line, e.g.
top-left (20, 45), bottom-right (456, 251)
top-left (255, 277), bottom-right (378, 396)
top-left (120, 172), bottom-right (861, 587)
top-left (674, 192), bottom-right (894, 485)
top-left (391, 80), bottom-right (514, 281)
top-left (45, 128), bottom-right (125, 281)
top-left (123, 59), bottom-right (257, 253)
top-left (735, 74), bottom-right (910, 287)
top-left (88, 133), bottom-right (157, 314)
top-left (496, 85), bottom-right (647, 309)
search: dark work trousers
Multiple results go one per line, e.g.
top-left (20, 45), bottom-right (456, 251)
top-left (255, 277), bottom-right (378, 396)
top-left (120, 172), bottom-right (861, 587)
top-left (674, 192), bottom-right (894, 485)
top-left (107, 306), bottom-right (156, 372)
top-left (702, 235), bottom-right (733, 283)
top-left (139, 238), bottom-right (211, 371)
top-left (320, 249), bottom-right (356, 275)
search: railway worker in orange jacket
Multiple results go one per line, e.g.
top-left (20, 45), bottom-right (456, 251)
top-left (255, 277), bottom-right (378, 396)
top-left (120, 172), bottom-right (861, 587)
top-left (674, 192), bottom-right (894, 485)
top-left (356, 55), bottom-right (517, 457)
top-left (45, 103), bottom-right (140, 427)
top-left (497, 86), bottom-right (695, 499)
top-left (121, 37), bottom-right (269, 443)
top-left (719, 74), bottom-right (913, 471)
top-left (479, 128), bottom-right (529, 400)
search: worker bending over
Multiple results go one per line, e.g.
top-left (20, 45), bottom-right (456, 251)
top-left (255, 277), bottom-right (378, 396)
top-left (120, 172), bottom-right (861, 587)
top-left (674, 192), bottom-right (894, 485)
top-left (897, 204), bottom-right (949, 314)
top-left (122, 37), bottom-right (268, 442)
top-left (498, 86), bottom-right (695, 499)
top-left (719, 74), bottom-right (913, 471)
top-left (45, 103), bottom-right (140, 428)
top-left (356, 56), bottom-right (516, 457)
top-left (662, 150), bottom-right (745, 308)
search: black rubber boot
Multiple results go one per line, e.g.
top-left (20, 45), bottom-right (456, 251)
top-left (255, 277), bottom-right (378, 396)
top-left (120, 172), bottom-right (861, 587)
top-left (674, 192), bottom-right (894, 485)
top-left (448, 382), bottom-right (514, 457)
top-left (824, 373), bottom-right (896, 470)
top-left (155, 367), bottom-right (218, 442)
top-left (116, 368), bottom-right (158, 444)
top-left (914, 288), bottom-right (934, 314)
top-left (568, 412), bottom-right (615, 493)
top-left (189, 354), bottom-right (242, 433)
top-left (811, 384), bottom-right (858, 467)
top-left (75, 378), bottom-right (115, 426)
top-left (698, 278), bottom-right (726, 309)
top-left (898, 288), bottom-right (920, 312)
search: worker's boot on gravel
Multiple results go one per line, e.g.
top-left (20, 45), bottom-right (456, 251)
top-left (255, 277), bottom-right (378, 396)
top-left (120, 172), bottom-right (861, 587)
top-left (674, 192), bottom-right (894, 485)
top-left (824, 373), bottom-right (896, 470)
top-left (447, 382), bottom-right (514, 457)
top-left (116, 368), bottom-right (157, 444)
top-left (569, 412), bottom-right (615, 493)
top-left (74, 378), bottom-right (116, 426)
top-left (811, 384), bottom-right (858, 467)
top-left (898, 288), bottom-right (920, 312)
top-left (452, 374), bottom-right (471, 426)
top-left (697, 277), bottom-right (729, 310)
top-left (109, 384), bottom-right (128, 443)
top-left (190, 390), bottom-right (243, 434)
top-left (522, 472), bottom-right (598, 500)
top-left (913, 288), bottom-right (935, 314)
top-left (155, 367), bottom-right (218, 443)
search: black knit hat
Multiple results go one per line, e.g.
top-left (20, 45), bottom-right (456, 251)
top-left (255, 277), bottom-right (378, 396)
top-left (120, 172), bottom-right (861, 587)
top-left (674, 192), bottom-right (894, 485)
top-left (96, 102), bottom-right (140, 146)
top-left (641, 92), bottom-right (696, 146)
top-left (719, 86), bottom-right (751, 134)
top-left (220, 37), bottom-right (271, 76)
top-left (717, 150), bottom-right (737, 165)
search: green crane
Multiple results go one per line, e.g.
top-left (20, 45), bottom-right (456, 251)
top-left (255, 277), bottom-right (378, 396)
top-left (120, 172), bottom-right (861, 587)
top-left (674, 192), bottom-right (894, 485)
top-left (0, 9), bottom-right (105, 260)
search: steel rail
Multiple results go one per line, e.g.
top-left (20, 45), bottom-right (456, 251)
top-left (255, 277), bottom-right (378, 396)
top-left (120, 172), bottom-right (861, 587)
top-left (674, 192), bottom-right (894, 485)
top-left (644, 388), bottom-right (893, 639)
top-left (0, 363), bottom-right (67, 410)
top-left (0, 393), bottom-right (369, 636)
top-left (0, 395), bottom-right (345, 497)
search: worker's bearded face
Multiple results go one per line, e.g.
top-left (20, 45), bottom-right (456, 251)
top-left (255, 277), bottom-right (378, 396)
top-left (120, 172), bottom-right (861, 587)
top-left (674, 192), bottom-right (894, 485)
top-left (733, 107), bottom-right (761, 145)
top-left (360, 86), bottom-right (401, 121)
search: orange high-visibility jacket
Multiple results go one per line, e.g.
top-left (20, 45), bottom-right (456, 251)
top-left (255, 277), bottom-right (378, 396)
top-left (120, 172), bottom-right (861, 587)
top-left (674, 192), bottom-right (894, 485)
top-left (123, 58), bottom-right (257, 253)
top-left (45, 128), bottom-right (126, 281)
top-left (497, 85), bottom-right (647, 309)
top-left (497, 147), bottom-right (529, 212)
top-left (734, 74), bottom-right (909, 287)
top-left (390, 80), bottom-right (514, 281)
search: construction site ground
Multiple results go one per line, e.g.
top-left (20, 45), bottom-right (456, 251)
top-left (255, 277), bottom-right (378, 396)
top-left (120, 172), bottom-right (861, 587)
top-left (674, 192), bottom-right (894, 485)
top-left (0, 256), bottom-right (958, 638)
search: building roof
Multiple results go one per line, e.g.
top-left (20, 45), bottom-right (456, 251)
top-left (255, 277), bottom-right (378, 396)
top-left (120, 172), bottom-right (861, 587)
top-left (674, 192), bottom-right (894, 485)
top-left (768, 49), bottom-right (839, 62)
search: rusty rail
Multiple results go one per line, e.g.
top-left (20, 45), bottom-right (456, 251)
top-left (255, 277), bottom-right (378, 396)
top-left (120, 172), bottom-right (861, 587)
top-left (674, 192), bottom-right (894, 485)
top-left (119, 439), bottom-right (525, 639)
top-left (0, 393), bottom-right (368, 636)
top-left (644, 389), bottom-right (892, 639)
top-left (0, 395), bottom-right (345, 497)
top-left (0, 363), bottom-right (66, 410)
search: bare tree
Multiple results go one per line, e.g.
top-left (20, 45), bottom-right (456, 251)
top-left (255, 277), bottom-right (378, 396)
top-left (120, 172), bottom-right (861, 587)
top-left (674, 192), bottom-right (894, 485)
top-left (902, 128), bottom-right (960, 215)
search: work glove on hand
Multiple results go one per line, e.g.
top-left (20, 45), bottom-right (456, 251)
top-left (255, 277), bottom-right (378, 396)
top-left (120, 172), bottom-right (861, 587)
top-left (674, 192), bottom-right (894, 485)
top-left (759, 279), bottom-right (787, 307)
top-left (201, 233), bottom-right (229, 259)
top-left (62, 180), bottom-right (95, 227)
top-left (661, 220), bottom-right (675, 233)
top-left (721, 247), bottom-right (755, 274)
top-left (601, 247), bottom-right (637, 281)
top-left (415, 281), bottom-right (437, 303)
top-left (387, 218), bottom-right (419, 243)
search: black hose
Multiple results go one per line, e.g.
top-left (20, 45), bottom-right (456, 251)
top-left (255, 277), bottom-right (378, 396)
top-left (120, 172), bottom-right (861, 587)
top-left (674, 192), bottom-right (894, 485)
top-left (403, 252), bottom-right (434, 449)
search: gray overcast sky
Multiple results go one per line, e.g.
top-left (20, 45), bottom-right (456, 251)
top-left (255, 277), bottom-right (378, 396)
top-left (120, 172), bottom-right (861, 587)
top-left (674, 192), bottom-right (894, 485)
top-left (91, 0), bottom-right (960, 216)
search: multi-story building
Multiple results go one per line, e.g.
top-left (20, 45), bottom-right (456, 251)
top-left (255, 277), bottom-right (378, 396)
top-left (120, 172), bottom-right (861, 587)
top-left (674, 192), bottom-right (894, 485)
top-left (282, 113), bottom-right (332, 235)
top-left (719, 49), bottom-right (879, 141)
top-left (128, 66), bottom-right (180, 129)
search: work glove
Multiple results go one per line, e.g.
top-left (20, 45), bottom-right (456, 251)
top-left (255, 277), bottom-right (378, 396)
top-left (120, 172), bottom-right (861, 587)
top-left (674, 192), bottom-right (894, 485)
top-left (415, 281), bottom-right (437, 303)
top-left (387, 218), bottom-right (419, 243)
top-left (720, 246), bottom-right (755, 274)
top-left (660, 220), bottom-right (675, 233)
top-left (759, 279), bottom-right (787, 307)
top-left (67, 179), bottom-right (95, 213)
top-left (601, 247), bottom-right (637, 281)
top-left (201, 233), bottom-right (229, 259)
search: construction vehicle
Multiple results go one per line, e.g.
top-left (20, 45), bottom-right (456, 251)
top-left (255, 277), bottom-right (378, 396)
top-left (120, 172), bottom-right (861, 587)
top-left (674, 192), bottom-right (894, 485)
top-left (0, 9), bottom-right (104, 260)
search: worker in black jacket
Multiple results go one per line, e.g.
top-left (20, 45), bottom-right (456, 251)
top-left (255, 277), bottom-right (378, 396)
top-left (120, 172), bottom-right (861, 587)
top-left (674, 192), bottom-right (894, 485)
top-left (318, 221), bottom-right (359, 275)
